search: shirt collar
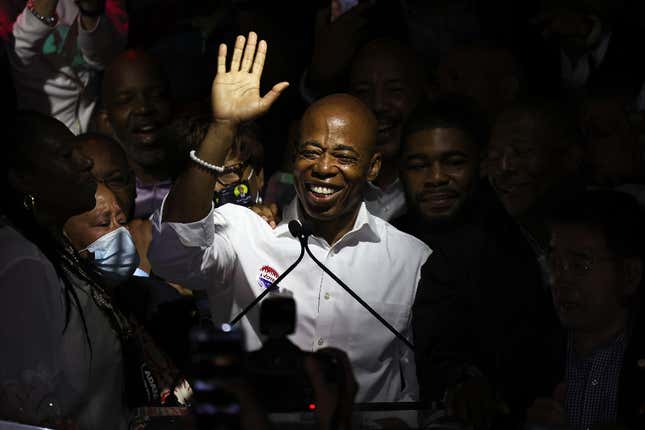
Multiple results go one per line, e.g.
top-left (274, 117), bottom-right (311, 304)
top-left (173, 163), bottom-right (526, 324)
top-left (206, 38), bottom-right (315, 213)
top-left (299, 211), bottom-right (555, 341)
top-left (275, 197), bottom-right (381, 244)
top-left (366, 178), bottom-right (402, 194)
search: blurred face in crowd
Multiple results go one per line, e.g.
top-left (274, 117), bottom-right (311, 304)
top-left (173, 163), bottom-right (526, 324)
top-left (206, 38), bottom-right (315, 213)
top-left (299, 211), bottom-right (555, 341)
top-left (64, 183), bottom-right (128, 253)
top-left (579, 95), bottom-right (642, 186)
top-left (76, 135), bottom-right (136, 219)
top-left (294, 94), bottom-right (380, 222)
top-left (349, 40), bottom-right (424, 161)
top-left (401, 127), bottom-right (479, 224)
top-left (437, 46), bottom-right (519, 119)
top-left (487, 109), bottom-right (562, 218)
top-left (549, 223), bottom-right (639, 333)
top-left (103, 51), bottom-right (172, 170)
top-left (11, 116), bottom-right (97, 221)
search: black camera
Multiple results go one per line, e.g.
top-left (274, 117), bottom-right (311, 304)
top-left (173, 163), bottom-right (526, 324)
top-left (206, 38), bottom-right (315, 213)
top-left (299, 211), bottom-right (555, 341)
top-left (188, 296), bottom-right (339, 427)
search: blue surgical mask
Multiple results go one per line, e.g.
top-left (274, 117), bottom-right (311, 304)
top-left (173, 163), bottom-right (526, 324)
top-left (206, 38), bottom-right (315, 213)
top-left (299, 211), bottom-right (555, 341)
top-left (82, 226), bottom-right (140, 286)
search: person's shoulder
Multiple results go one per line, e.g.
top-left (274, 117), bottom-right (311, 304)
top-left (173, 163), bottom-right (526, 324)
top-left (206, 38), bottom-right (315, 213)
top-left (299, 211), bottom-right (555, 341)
top-left (216, 203), bottom-right (259, 220)
top-left (0, 225), bottom-right (45, 262)
top-left (0, 225), bottom-right (53, 277)
top-left (215, 203), bottom-right (272, 232)
top-left (373, 215), bottom-right (431, 259)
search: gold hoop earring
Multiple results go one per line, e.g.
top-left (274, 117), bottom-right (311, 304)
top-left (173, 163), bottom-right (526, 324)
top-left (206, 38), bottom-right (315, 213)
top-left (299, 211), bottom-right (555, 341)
top-left (23, 194), bottom-right (36, 212)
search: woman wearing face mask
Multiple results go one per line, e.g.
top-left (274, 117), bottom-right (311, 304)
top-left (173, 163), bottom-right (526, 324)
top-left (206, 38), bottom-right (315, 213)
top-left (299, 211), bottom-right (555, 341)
top-left (63, 183), bottom-right (139, 286)
top-left (1, 113), bottom-right (186, 429)
top-left (0, 112), bottom-right (130, 428)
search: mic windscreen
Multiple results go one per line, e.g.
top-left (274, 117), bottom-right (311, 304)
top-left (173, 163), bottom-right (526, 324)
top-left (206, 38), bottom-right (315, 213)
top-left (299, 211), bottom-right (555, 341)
top-left (288, 220), bottom-right (303, 238)
top-left (300, 221), bottom-right (313, 237)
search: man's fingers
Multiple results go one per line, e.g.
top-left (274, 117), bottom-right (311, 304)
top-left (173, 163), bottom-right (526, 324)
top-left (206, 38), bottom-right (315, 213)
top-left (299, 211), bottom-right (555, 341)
top-left (261, 82), bottom-right (290, 109)
top-left (241, 32), bottom-right (258, 73)
top-left (251, 40), bottom-right (267, 76)
top-left (230, 35), bottom-right (246, 71)
top-left (217, 43), bottom-right (227, 74)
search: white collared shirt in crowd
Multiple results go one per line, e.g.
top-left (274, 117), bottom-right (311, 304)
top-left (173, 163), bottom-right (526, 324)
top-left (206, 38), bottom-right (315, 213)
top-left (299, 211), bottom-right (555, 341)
top-left (149, 197), bottom-right (431, 403)
top-left (364, 178), bottom-right (407, 222)
top-left (7, 0), bottom-right (128, 134)
top-left (560, 32), bottom-right (611, 90)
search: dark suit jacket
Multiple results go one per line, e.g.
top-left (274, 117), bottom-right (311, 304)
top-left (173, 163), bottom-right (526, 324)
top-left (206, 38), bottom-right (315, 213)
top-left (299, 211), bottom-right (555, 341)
top-left (396, 187), bottom-right (561, 424)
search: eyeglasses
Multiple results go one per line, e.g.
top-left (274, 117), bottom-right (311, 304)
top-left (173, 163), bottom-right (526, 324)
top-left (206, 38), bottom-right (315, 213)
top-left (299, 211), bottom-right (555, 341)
top-left (547, 250), bottom-right (616, 278)
top-left (217, 159), bottom-right (255, 186)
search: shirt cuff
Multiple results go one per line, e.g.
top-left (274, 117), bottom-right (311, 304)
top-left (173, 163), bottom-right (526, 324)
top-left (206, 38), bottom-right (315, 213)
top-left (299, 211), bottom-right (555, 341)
top-left (21, 6), bottom-right (57, 34)
top-left (151, 194), bottom-right (216, 249)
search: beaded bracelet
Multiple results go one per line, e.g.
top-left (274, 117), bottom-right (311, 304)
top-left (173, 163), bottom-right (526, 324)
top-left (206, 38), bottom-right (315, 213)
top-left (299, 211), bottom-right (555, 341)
top-left (189, 150), bottom-right (225, 174)
top-left (27, 0), bottom-right (58, 27)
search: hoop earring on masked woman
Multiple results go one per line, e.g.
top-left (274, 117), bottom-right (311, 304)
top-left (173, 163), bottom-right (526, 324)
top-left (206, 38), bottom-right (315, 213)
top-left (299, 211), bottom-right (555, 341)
top-left (23, 194), bottom-right (36, 212)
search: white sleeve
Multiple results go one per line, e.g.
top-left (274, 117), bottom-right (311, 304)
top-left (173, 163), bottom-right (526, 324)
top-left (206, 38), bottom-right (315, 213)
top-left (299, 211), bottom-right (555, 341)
top-left (77, 0), bottom-right (128, 69)
top-left (148, 199), bottom-right (237, 292)
top-left (0, 258), bottom-right (80, 424)
top-left (9, 7), bottom-right (56, 67)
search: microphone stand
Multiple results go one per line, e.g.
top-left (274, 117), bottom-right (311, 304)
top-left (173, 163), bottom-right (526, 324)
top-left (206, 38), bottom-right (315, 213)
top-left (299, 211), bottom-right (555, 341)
top-left (298, 232), bottom-right (415, 352)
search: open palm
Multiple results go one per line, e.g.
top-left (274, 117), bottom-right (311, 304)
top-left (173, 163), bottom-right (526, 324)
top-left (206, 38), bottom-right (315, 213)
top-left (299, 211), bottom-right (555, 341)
top-left (212, 32), bottom-right (289, 123)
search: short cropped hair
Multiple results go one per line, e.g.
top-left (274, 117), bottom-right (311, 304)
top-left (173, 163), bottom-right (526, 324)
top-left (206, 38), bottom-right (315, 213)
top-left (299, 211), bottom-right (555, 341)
top-left (400, 94), bottom-right (489, 154)
top-left (548, 189), bottom-right (644, 261)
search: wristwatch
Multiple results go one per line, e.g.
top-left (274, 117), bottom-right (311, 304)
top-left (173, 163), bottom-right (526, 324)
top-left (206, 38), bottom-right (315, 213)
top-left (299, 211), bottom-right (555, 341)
top-left (27, 0), bottom-right (58, 27)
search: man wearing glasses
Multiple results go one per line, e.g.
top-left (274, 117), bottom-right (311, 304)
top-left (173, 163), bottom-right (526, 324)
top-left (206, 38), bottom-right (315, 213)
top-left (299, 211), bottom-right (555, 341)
top-left (526, 190), bottom-right (645, 430)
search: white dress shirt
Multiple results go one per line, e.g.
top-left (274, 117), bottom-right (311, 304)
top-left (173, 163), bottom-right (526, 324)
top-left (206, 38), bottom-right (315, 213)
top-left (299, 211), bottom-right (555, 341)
top-left (364, 178), bottom-right (407, 222)
top-left (149, 197), bottom-right (431, 403)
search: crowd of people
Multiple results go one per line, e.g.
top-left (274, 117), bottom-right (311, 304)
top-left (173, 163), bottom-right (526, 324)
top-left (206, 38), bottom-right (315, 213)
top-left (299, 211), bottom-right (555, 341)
top-left (1, 0), bottom-right (644, 429)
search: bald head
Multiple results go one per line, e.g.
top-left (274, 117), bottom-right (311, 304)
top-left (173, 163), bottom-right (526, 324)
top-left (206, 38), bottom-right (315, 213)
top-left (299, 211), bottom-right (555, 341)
top-left (301, 94), bottom-right (378, 156)
top-left (102, 50), bottom-right (167, 102)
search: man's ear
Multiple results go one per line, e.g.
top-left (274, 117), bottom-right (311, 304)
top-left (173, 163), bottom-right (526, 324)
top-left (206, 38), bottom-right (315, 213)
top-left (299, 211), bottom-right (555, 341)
top-left (622, 257), bottom-right (643, 297)
top-left (367, 152), bottom-right (382, 183)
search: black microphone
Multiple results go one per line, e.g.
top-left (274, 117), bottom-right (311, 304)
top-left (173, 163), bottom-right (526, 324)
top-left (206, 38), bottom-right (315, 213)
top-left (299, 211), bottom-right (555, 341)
top-left (298, 222), bottom-right (415, 351)
top-left (229, 220), bottom-right (307, 325)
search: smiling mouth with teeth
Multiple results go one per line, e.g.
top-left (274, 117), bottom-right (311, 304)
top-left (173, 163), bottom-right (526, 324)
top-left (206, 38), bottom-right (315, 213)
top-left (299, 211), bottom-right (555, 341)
top-left (134, 125), bottom-right (157, 133)
top-left (306, 184), bottom-right (341, 197)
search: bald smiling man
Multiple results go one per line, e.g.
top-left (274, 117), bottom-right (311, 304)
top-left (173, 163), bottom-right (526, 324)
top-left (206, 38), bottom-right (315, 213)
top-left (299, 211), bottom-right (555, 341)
top-left (148, 33), bottom-right (430, 403)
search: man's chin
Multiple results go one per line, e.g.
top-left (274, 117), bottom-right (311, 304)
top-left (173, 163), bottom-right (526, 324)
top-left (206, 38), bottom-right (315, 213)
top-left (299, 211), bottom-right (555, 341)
top-left (129, 150), bottom-right (167, 169)
top-left (300, 202), bottom-right (341, 221)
